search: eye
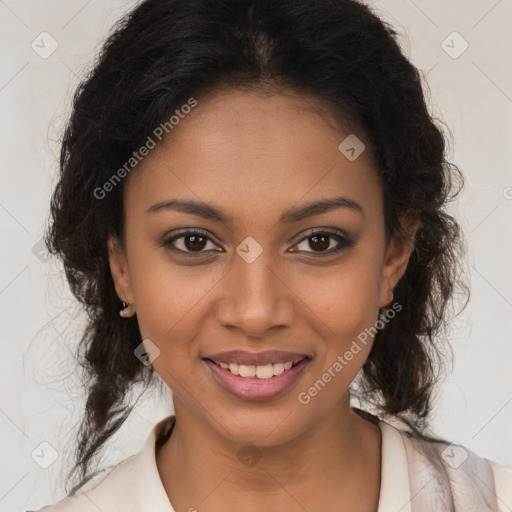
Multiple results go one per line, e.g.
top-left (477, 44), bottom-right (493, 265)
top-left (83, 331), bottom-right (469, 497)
top-left (163, 229), bottom-right (221, 255)
top-left (289, 229), bottom-right (354, 256)
top-left (163, 228), bottom-right (355, 257)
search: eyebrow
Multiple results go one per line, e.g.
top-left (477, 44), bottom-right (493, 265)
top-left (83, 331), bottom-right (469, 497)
top-left (146, 196), bottom-right (364, 223)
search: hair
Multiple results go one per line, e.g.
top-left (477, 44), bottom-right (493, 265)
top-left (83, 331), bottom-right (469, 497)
top-left (45, 0), bottom-right (468, 496)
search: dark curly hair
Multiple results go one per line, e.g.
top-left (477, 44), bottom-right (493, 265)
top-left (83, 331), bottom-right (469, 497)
top-left (44, 0), bottom-right (468, 496)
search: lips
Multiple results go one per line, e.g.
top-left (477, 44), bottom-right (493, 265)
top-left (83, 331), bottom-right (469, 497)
top-left (202, 350), bottom-right (311, 401)
top-left (204, 358), bottom-right (309, 401)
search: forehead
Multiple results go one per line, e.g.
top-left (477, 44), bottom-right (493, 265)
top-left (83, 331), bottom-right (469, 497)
top-left (124, 87), bottom-right (382, 224)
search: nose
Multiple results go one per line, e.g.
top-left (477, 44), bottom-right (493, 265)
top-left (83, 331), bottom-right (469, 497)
top-left (215, 250), bottom-right (294, 338)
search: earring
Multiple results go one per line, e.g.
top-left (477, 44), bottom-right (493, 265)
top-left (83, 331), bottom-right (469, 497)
top-left (119, 301), bottom-right (135, 318)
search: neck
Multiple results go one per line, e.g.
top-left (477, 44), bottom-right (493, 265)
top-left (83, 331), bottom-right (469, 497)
top-left (156, 398), bottom-right (381, 512)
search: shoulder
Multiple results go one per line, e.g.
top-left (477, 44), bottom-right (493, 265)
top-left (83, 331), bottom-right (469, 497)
top-left (33, 454), bottom-right (139, 512)
top-left (386, 420), bottom-right (512, 511)
top-left (488, 459), bottom-right (512, 511)
top-left (33, 415), bottom-right (176, 512)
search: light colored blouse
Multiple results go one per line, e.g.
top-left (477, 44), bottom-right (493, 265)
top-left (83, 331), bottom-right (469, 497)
top-left (36, 415), bottom-right (512, 512)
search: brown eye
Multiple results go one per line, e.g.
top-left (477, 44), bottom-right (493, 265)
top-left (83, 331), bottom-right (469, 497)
top-left (308, 233), bottom-right (331, 252)
top-left (291, 230), bottom-right (354, 256)
top-left (164, 230), bottom-right (220, 254)
top-left (183, 234), bottom-right (208, 251)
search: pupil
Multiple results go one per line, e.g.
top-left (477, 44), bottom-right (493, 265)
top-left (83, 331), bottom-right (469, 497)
top-left (185, 235), bottom-right (207, 251)
top-left (310, 234), bottom-right (329, 251)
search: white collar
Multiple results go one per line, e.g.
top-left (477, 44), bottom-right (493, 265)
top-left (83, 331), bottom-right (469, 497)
top-left (72, 414), bottom-right (411, 511)
top-left (377, 421), bottom-right (412, 512)
top-left (134, 415), bottom-right (412, 511)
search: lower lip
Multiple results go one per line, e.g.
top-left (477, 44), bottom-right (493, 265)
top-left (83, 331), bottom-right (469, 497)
top-left (204, 358), bottom-right (309, 401)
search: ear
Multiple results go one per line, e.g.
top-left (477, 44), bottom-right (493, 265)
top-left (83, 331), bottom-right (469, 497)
top-left (108, 235), bottom-right (134, 305)
top-left (379, 214), bottom-right (421, 308)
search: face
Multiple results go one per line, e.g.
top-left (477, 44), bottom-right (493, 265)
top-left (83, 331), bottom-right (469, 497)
top-left (108, 87), bottom-right (416, 447)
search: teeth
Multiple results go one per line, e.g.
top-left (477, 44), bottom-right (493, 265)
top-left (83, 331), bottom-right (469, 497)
top-left (272, 362), bottom-right (284, 376)
top-left (239, 364), bottom-right (256, 377)
top-left (215, 360), bottom-right (300, 379)
top-left (228, 363), bottom-right (240, 375)
top-left (255, 364), bottom-right (274, 379)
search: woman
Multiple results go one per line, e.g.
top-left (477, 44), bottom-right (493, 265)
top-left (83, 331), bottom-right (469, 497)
top-left (38, 0), bottom-right (511, 510)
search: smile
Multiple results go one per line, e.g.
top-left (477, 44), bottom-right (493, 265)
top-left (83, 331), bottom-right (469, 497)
top-left (209, 359), bottom-right (302, 379)
top-left (203, 351), bottom-right (310, 401)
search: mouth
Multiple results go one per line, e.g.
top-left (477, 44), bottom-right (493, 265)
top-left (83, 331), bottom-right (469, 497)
top-left (205, 357), bottom-right (305, 379)
top-left (202, 351), bottom-right (311, 401)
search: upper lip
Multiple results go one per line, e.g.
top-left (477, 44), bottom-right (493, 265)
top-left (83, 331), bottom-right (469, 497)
top-left (204, 350), bottom-right (310, 366)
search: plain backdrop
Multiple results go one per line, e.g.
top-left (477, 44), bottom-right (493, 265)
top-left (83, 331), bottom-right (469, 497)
top-left (1, 1), bottom-right (511, 510)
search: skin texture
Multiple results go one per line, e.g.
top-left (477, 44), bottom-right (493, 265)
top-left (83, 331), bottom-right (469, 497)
top-left (108, 87), bottom-right (418, 511)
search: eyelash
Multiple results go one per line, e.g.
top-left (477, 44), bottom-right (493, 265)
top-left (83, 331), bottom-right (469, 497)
top-left (163, 228), bottom-right (354, 257)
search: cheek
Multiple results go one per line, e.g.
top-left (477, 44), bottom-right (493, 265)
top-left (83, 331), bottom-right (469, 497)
top-left (126, 242), bottom-right (221, 347)
top-left (308, 250), bottom-right (383, 343)
top-left (301, 258), bottom-right (383, 403)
